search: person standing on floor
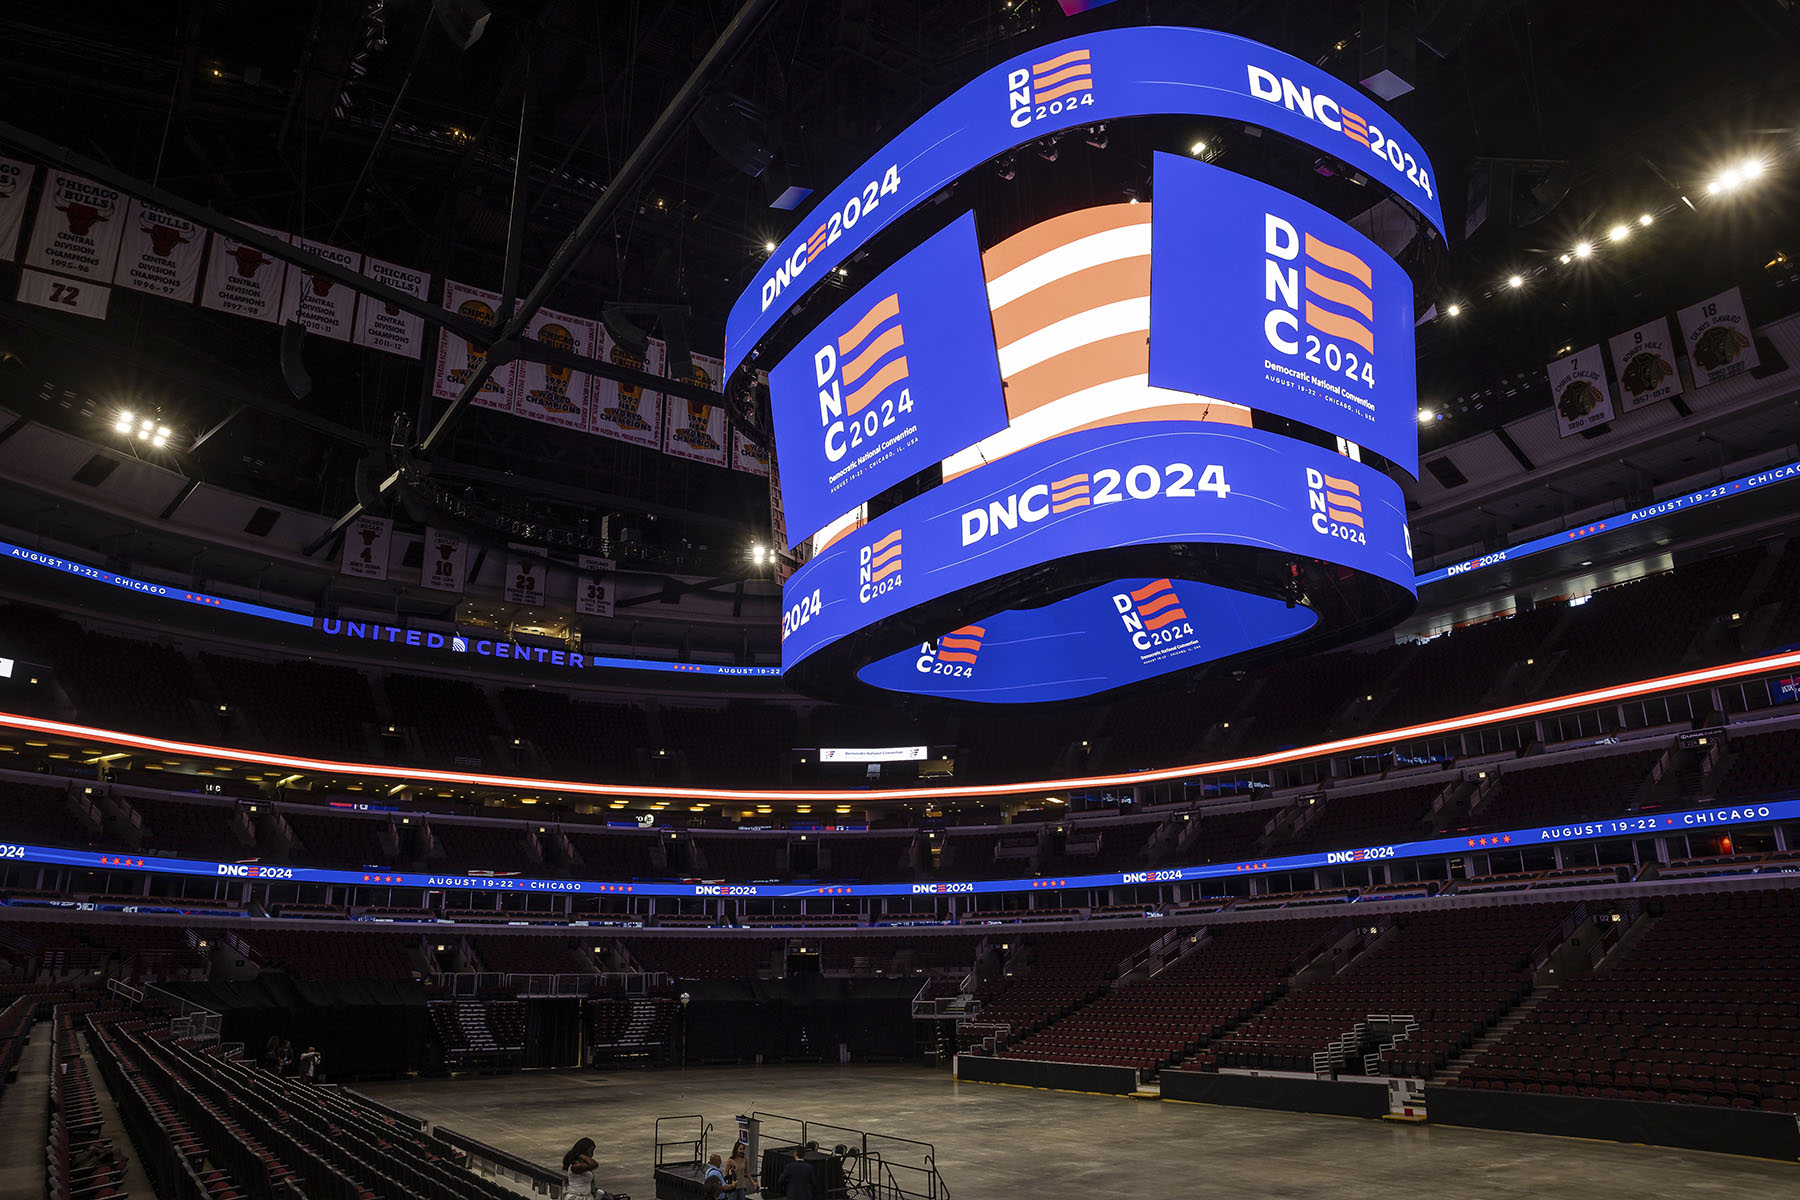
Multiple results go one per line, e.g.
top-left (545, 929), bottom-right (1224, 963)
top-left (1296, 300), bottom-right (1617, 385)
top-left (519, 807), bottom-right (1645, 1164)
top-left (778, 1146), bottom-right (819, 1200)
top-left (298, 1046), bottom-right (322, 1083)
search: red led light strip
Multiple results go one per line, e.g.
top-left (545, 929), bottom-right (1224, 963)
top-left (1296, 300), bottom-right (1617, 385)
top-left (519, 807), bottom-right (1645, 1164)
top-left (2, 649), bottom-right (1797, 803)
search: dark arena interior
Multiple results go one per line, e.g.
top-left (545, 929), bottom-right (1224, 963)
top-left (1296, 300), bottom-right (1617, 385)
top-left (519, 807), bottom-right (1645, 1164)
top-left (5, 0), bottom-right (1800, 1196)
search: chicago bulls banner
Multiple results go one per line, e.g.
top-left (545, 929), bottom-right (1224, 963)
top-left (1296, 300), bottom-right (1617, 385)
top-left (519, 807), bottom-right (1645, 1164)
top-left (201, 225), bottom-right (290, 323)
top-left (280, 237), bottom-right (363, 341)
top-left (26, 170), bottom-right (126, 282)
top-left (112, 200), bottom-right (204, 302)
top-left (661, 350), bottom-right (729, 467)
top-left (0, 158), bottom-right (37, 262)
top-left (589, 331), bottom-right (665, 448)
top-left (419, 526), bottom-right (468, 594)
top-left (732, 371), bottom-right (772, 477)
top-left (339, 514), bottom-right (393, 581)
top-left (435, 280), bottom-right (514, 410)
top-left (503, 549), bottom-right (547, 606)
top-left (354, 256), bottom-right (429, 358)
top-left (515, 307), bottom-right (598, 432)
top-left (575, 554), bottom-right (615, 617)
top-left (16, 268), bottom-right (110, 320)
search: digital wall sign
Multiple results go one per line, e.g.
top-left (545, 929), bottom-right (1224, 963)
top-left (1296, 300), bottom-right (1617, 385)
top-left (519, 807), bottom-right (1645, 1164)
top-left (768, 212), bottom-right (1009, 547)
top-left (725, 25), bottom-right (1443, 376)
top-left (1148, 154), bottom-right (1418, 473)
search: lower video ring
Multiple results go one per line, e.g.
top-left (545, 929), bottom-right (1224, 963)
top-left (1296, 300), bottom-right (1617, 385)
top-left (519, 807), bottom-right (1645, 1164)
top-left (779, 422), bottom-right (1419, 704)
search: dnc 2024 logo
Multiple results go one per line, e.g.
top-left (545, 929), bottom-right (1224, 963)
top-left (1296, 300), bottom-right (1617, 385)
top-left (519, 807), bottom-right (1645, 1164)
top-left (1264, 214), bottom-right (1379, 393)
top-left (1112, 578), bottom-right (1196, 661)
top-left (916, 624), bottom-right (986, 679)
top-left (1008, 47), bottom-right (1094, 128)
top-left (812, 292), bottom-right (914, 464)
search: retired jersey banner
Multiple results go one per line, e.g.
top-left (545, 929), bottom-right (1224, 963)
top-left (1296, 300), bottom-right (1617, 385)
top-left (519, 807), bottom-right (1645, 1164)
top-left (589, 332), bottom-right (664, 448)
top-left (0, 158), bottom-right (38, 262)
top-left (26, 170), bottom-right (126, 282)
top-left (662, 350), bottom-right (729, 467)
top-left (503, 550), bottom-right (547, 607)
top-left (16, 268), bottom-right (110, 320)
top-left (1678, 287), bottom-right (1759, 388)
top-left (111, 201), bottom-right (204, 301)
top-left (1547, 344), bottom-right (1614, 437)
top-left (576, 554), bottom-right (615, 618)
top-left (339, 515), bottom-right (393, 581)
top-left (732, 372), bottom-right (773, 477)
top-left (353, 256), bottom-right (429, 358)
top-left (420, 526), bottom-right (468, 594)
top-left (201, 225), bottom-right (289, 323)
top-left (1608, 317), bottom-right (1681, 411)
top-left (436, 280), bottom-right (514, 410)
top-left (515, 308), bottom-right (597, 432)
top-left (280, 237), bottom-right (362, 342)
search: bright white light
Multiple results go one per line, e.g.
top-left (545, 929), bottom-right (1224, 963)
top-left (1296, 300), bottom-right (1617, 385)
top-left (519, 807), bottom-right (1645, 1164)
top-left (114, 415), bottom-right (132, 433)
top-left (762, 240), bottom-right (776, 253)
top-left (1741, 158), bottom-right (1764, 181)
top-left (1574, 241), bottom-right (1593, 258)
top-left (1706, 180), bottom-right (1722, 195)
top-left (151, 433), bottom-right (168, 447)
top-left (1417, 408), bottom-right (1434, 423)
top-left (1608, 223), bottom-right (1630, 242)
top-left (1507, 274), bottom-right (1524, 289)
top-left (1638, 213), bottom-right (1653, 227)
top-left (1559, 254), bottom-right (1571, 264)
top-left (1189, 140), bottom-right (1207, 156)
top-left (156, 426), bottom-right (170, 438)
top-left (1445, 303), bottom-right (1461, 317)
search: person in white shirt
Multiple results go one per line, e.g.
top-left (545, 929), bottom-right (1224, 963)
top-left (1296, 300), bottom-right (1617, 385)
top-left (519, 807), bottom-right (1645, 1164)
top-left (563, 1138), bottom-right (599, 1197)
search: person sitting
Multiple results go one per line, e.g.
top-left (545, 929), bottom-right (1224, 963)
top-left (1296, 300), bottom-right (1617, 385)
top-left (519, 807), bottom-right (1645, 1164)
top-left (704, 1152), bottom-right (727, 1192)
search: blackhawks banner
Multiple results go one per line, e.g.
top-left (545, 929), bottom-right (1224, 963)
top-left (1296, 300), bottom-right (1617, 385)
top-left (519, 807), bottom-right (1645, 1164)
top-left (280, 237), bottom-right (363, 342)
top-left (1678, 287), bottom-right (1759, 388)
top-left (589, 331), bottom-right (665, 448)
top-left (1607, 317), bottom-right (1681, 411)
top-left (515, 307), bottom-right (598, 432)
top-left (435, 280), bottom-right (515, 410)
top-left (26, 170), bottom-right (126, 282)
top-left (340, 514), bottom-right (393, 580)
top-left (112, 200), bottom-right (204, 302)
top-left (0, 159), bottom-right (38, 262)
top-left (575, 554), bottom-right (615, 618)
top-left (1546, 344), bottom-right (1614, 437)
top-left (201, 225), bottom-right (290, 323)
top-left (354, 256), bottom-right (429, 359)
top-left (420, 526), bottom-right (469, 594)
top-left (662, 350), bottom-right (729, 467)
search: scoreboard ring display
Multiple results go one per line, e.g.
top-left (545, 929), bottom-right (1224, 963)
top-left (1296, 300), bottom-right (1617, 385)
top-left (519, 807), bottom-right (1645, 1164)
top-left (741, 24), bottom-right (1437, 705)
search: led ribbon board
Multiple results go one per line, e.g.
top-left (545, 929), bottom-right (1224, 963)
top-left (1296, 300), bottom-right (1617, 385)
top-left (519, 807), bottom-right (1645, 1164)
top-left (1149, 154), bottom-right (1419, 474)
top-left (725, 25), bottom-right (1442, 375)
top-left (2, 800), bottom-right (1787, 899)
top-left (780, 423), bottom-right (1415, 703)
top-left (768, 212), bottom-right (1010, 547)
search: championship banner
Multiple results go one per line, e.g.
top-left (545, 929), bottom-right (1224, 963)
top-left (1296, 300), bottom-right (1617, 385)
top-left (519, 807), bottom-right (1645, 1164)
top-left (420, 526), bottom-right (468, 594)
top-left (0, 158), bottom-right (38, 262)
top-left (111, 200), bottom-right (204, 302)
top-left (279, 237), bottom-right (363, 342)
top-left (662, 350), bottom-right (729, 467)
top-left (354, 256), bottom-right (429, 358)
top-left (16, 268), bottom-right (110, 320)
top-left (1607, 317), bottom-right (1681, 411)
top-left (200, 225), bottom-right (290, 323)
top-left (515, 307), bottom-right (598, 431)
top-left (576, 554), bottom-right (615, 618)
top-left (1546, 344), bottom-right (1614, 437)
top-left (503, 550), bottom-right (547, 607)
top-left (25, 170), bottom-right (127, 282)
top-left (1678, 287), bottom-right (1759, 388)
top-left (589, 332), bottom-right (665, 447)
top-left (339, 515), bottom-right (393, 581)
top-left (435, 280), bottom-right (515, 411)
top-left (733, 372), bottom-right (773, 476)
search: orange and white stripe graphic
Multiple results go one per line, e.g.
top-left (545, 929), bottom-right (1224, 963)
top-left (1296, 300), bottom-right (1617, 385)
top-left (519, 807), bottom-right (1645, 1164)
top-left (1030, 49), bottom-right (1092, 103)
top-left (1321, 473), bottom-right (1363, 527)
top-left (944, 203), bottom-right (1249, 480)
top-left (868, 529), bottom-right (902, 582)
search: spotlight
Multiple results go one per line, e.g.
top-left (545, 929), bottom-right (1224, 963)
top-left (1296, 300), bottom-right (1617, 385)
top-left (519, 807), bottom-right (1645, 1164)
top-left (1445, 303), bottom-right (1461, 317)
top-left (1189, 140), bottom-right (1208, 156)
top-left (1638, 213), bottom-right (1653, 227)
top-left (1608, 223), bottom-right (1630, 242)
top-left (1507, 274), bottom-right (1524, 289)
top-left (1574, 241), bottom-right (1593, 258)
top-left (1417, 408), bottom-right (1433, 423)
top-left (762, 240), bottom-right (776, 253)
top-left (113, 413), bottom-right (132, 433)
top-left (1559, 254), bottom-right (1571, 265)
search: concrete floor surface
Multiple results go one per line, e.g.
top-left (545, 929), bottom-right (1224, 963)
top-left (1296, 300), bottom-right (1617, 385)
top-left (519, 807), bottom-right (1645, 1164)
top-left (359, 1064), bottom-right (1799, 1199)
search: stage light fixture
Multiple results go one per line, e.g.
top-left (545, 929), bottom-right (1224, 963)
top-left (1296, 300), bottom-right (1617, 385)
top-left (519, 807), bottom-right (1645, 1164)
top-left (1608, 223), bottom-right (1630, 242)
top-left (1189, 140), bottom-right (1208, 156)
top-left (1574, 241), bottom-right (1593, 258)
top-left (1507, 274), bottom-right (1524, 288)
top-left (1445, 303), bottom-right (1461, 317)
top-left (1638, 213), bottom-right (1653, 226)
top-left (114, 412), bottom-right (133, 433)
top-left (1417, 408), bottom-right (1433, 423)
top-left (1559, 254), bottom-right (1571, 264)
top-left (762, 240), bottom-right (776, 253)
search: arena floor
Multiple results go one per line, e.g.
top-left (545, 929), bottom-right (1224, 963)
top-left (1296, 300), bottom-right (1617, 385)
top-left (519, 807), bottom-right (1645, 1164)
top-left (359, 1065), bottom-right (1799, 1198)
